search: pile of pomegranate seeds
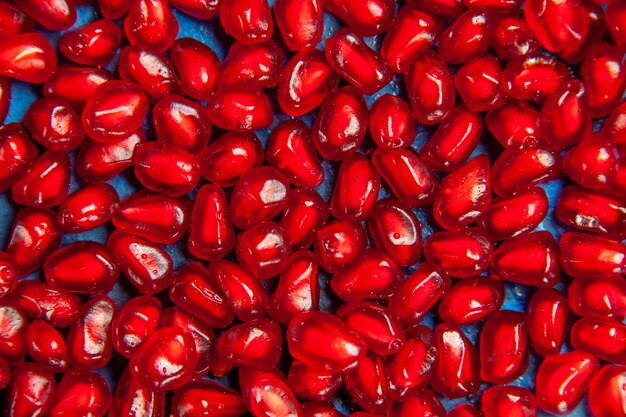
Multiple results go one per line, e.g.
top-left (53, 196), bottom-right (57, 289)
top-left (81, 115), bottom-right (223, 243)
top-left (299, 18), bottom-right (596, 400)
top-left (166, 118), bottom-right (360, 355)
top-left (0, 0), bottom-right (625, 415)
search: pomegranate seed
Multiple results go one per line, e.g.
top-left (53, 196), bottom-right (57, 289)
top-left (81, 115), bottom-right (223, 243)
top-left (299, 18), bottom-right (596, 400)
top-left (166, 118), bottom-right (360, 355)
top-left (581, 43), bottom-right (626, 117)
top-left (76, 131), bottom-right (145, 182)
top-left (236, 221), bottom-right (292, 280)
top-left (124, 0), bottom-right (179, 51)
top-left (406, 0), bottom-right (464, 19)
top-left (0, 123), bottom-right (38, 193)
top-left (288, 361), bottom-right (342, 402)
top-left (388, 388), bottom-right (446, 416)
top-left (606, 0), bottom-right (626, 48)
top-left (323, 0), bottom-right (394, 35)
top-left (0, 33), bottom-right (57, 83)
top-left (571, 317), bottom-right (626, 364)
top-left (188, 184), bottom-right (235, 260)
top-left (524, 0), bottom-right (590, 53)
top-left (280, 188), bottom-right (330, 250)
top-left (485, 99), bottom-right (540, 148)
top-left (448, 404), bottom-right (483, 417)
top-left (169, 37), bottom-right (221, 101)
top-left (42, 65), bottom-right (113, 112)
top-left (274, 0), bottom-right (323, 50)
top-left (118, 44), bottom-right (180, 102)
top-left (110, 367), bottom-right (165, 417)
top-left (10, 280), bottom-right (81, 328)
top-left (219, 0), bottom-right (273, 43)
top-left (23, 98), bottom-right (85, 151)
top-left (97, 0), bottom-right (134, 20)
top-left (527, 288), bottom-right (570, 357)
top-left (560, 231), bottom-right (626, 278)
top-left (169, 0), bottom-right (220, 20)
top-left (491, 12), bottom-right (541, 59)
top-left (314, 218), bottom-right (368, 273)
top-left (343, 351), bottom-right (392, 413)
top-left (368, 95), bottom-right (416, 150)
top-left (540, 80), bottom-right (591, 150)
top-left (239, 367), bottom-right (302, 417)
top-left (0, 252), bottom-right (18, 299)
top-left (47, 369), bottom-right (111, 417)
top-left (207, 86), bottom-right (274, 131)
top-left (439, 7), bottom-right (493, 64)
top-left (0, 300), bottom-right (27, 365)
top-left (503, 54), bottom-right (571, 104)
top-left (171, 380), bottom-right (246, 417)
top-left (219, 40), bottom-right (284, 88)
top-left (58, 183), bottom-right (119, 233)
top-left (438, 277), bottom-right (505, 325)
top-left (59, 19), bottom-right (121, 67)
top-left (11, 150), bottom-right (70, 208)
top-left (481, 386), bottom-right (537, 417)
top-left (423, 228), bottom-right (494, 278)
top-left (569, 276), bottom-right (626, 321)
top-left (455, 55), bottom-right (506, 112)
top-left (17, 0), bottom-right (76, 31)
top-left (331, 153), bottom-right (381, 220)
top-left (26, 320), bottom-right (68, 373)
top-left (588, 365), bottom-right (626, 417)
top-left (4, 362), bottom-right (55, 417)
top-left (110, 296), bottom-right (161, 358)
top-left (562, 132), bottom-right (618, 189)
top-left (0, 1), bottom-right (34, 36)
top-left (559, 0), bottom-right (606, 64)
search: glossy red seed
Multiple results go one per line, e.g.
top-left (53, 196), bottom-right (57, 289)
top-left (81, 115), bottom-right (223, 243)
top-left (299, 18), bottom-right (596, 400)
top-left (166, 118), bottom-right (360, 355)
top-left (23, 98), bottom-right (85, 151)
top-left (492, 13), bottom-right (541, 59)
top-left (219, 0), bottom-right (273, 43)
top-left (26, 320), bottom-right (68, 372)
top-left (368, 95), bottom-right (415, 150)
top-left (560, 231), bottom-right (626, 278)
top-left (278, 49), bottom-right (340, 117)
top-left (481, 386), bottom-right (537, 417)
top-left (4, 362), bottom-right (55, 417)
top-left (0, 33), bottom-right (57, 83)
top-left (18, 0), bottom-right (76, 30)
top-left (569, 277), bottom-right (626, 321)
top-left (504, 55), bottom-right (571, 104)
top-left (199, 131), bottom-right (264, 187)
top-left (372, 148), bottom-right (438, 208)
top-left (485, 99), bottom-right (540, 149)
top-left (124, 0), bottom-right (179, 51)
top-left (48, 369), bottom-right (111, 417)
top-left (269, 251), bottom-right (319, 324)
top-left (330, 248), bottom-right (402, 301)
top-left (381, 6), bottom-right (441, 73)
top-left (169, 37), bottom-right (221, 101)
top-left (111, 296), bottom-right (161, 358)
top-left (588, 365), bottom-right (626, 417)
top-left (0, 300), bottom-right (27, 364)
top-left (97, 0), bottom-right (133, 19)
top-left (130, 327), bottom-right (198, 391)
top-left (559, 0), bottom-right (606, 64)
top-left (455, 55), bottom-right (505, 112)
top-left (58, 183), bottom-right (119, 233)
top-left (405, 51), bottom-right (455, 124)
top-left (491, 144), bottom-right (561, 196)
top-left (606, 0), bottom-right (626, 48)
top-left (108, 230), bottom-right (174, 295)
top-left (0, 1), bottom-right (34, 36)
top-left (169, 262), bottom-right (234, 328)
top-left (237, 221), bottom-right (292, 280)
top-left (42, 65), bottom-right (113, 112)
top-left (0, 123), bottom-right (38, 193)
top-left (524, 0), bottom-right (590, 53)
top-left (311, 86), bottom-right (367, 161)
top-left (536, 351), bottom-right (599, 415)
top-left (118, 44), bottom-right (180, 102)
top-left (438, 277), bottom-right (505, 325)
top-left (171, 380), bottom-right (246, 417)
top-left (11, 150), bottom-right (70, 208)
top-left (134, 141), bottom-right (200, 197)
top-left (209, 259), bottom-right (268, 322)
top-left (448, 404), bottom-right (484, 417)
top-left (280, 188), bottom-right (329, 250)
top-left (431, 324), bottom-right (480, 399)
top-left (207, 86), bottom-right (274, 131)
top-left (287, 311), bottom-right (367, 373)
top-left (288, 361), bottom-right (342, 402)
top-left (219, 40), bottom-right (284, 88)
top-left (187, 185), bottom-right (234, 260)
top-left (267, 119), bottom-right (324, 189)
top-left (343, 352), bottom-right (392, 413)
top-left (390, 262), bottom-right (449, 325)
top-left (571, 317), bottom-right (626, 364)
top-left (368, 198), bottom-right (422, 267)
top-left (10, 280), bottom-right (81, 328)
top-left (274, 0), bottom-right (322, 50)
top-left (388, 388), bottom-right (446, 417)
top-left (439, 7), bottom-right (493, 64)
top-left (581, 43), bottom-right (626, 117)
top-left (239, 367), bottom-right (302, 417)
top-left (59, 19), bottom-right (121, 66)
top-left (0, 252), bottom-right (18, 299)
top-left (527, 288), bottom-right (569, 357)
top-left (109, 367), bottom-right (165, 417)
top-left (563, 133), bottom-right (618, 189)
top-left (76, 131), bottom-right (145, 182)
top-left (169, 0), bottom-right (220, 20)
top-left (540, 80), bottom-right (591, 150)
top-left (82, 80), bottom-right (149, 143)
top-left (331, 153), bottom-right (381, 220)
top-left (424, 228), bottom-right (494, 278)
top-left (314, 219), bottom-right (367, 273)
top-left (478, 187), bottom-right (549, 241)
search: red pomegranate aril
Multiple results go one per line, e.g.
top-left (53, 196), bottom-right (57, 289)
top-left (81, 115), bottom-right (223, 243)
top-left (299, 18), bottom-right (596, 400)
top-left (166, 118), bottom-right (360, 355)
top-left (124, 0), bottom-right (178, 51)
top-left (269, 251), bottom-right (319, 324)
top-left (200, 131), bottom-right (264, 187)
top-left (169, 262), bottom-right (234, 328)
top-left (421, 106), bottom-right (484, 173)
top-left (287, 310), bottom-right (367, 373)
top-left (10, 280), bottom-right (81, 328)
top-left (581, 43), bottom-right (626, 117)
top-left (485, 99), bottom-right (540, 149)
top-left (209, 259), bottom-right (268, 322)
top-left (606, 0), bottom-right (626, 48)
top-left (76, 131), bottom-right (145, 182)
top-left (171, 380), bottom-right (246, 417)
top-left (481, 386), bottom-right (537, 417)
top-left (0, 123), bottom-right (38, 193)
top-left (388, 388), bottom-right (446, 417)
top-left (368, 95), bottom-right (415, 150)
top-left (0, 253), bottom-right (18, 299)
top-left (278, 49), bottom-right (340, 117)
top-left (302, 403), bottom-right (343, 417)
top-left (118, 45), bottom-right (180, 102)
top-left (492, 231), bottom-right (560, 287)
top-left (560, 231), bottom-right (626, 278)
top-left (431, 324), bottom-right (480, 399)
top-left (47, 369), bottom-right (111, 417)
top-left (390, 262), bottom-right (449, 325)
top-left (59, 19), bottom-right (121, 67)
top-left (503, 55), bottom-right (571, 104)
top-left (59, 183), bottom-right (119, 233)
top-left (187, 185), bottom-right (234, 261)
top-left (42, 65), bottom-right (113, 113)
top-left (491, 144), bottom-right (561, 196)
top-left (324, 0), bottom-right (394, 35)
top-left (423, 228), bottom-right (494, 278)
top-left (448, 404), bottom-right (483, 417)
top-left (524, 0), bottom-right (590, 53)
top-left (479, 310), bottom-right (529, 384)
top-left (0, 33), bottom-right (56, 84)
top-left (331, 153), bottom-right (381, 220)
top-left (0, 75), bottom-right (9, 124)
top-left (343, 352), bottom-right (392, 413)
top-left (134, 141), bottom-right (200, 197)
top-left (67, 296), bottom-right (116, 370)
top-left (130, 327), bottom-right (198, 391)
top-left (239, 367), bottom-right (302, 417)
top-left (288, 361), bottom-right (342, 402)
top-left (281, 188), bottom-right (330, 250)
top-left (4, 362), bottom-right (55, 417)
top-left (0, 300), bottom-right (27, 364)
top-left (111, 296), bottom-right (161, 358)
top-left (588, 365), bottom-right (626, 417)
top-left (455, 55), bottom-right (505, 112)
top-left (207, 86), bottom-right (274, 131)
top-left (169, 37), bottom-right (221, 101)
top-left (536, 351), bottom-right (599, 415)
top-left (559, 0), bottom-right (606, 64)
top-left (380, 6), bottom-right (440, 74)
top-left (438, 277), bottom-right (505, 325)
top-left (26, 320), bottom-right (68, 372)
top-left (372, 148), bottom-right (439, 208)
top-left (330, 248), bottom-right (402, 301)
top-left (11, 151), bottom-right (70, 208)
top-left (492, 12), bottom-right (541, 60)
top-left (161, 306), bottom-right (215, 379)
top-left (311, 86), bottom-right (368, 161)
top-left (267, 119), bottom-right (324, 189)
top-left (96, 0), bottom-right (133, 19)
top-left (107, 230), bottom-right (174, 295)
top-left (0, 1), bottom-right (34, 36)
top-left (219, 40), bottom-right (284, 88)
top-left (368, 198), bottom-right (422, 267)
top-left (23, 98), bottom-right (85, 151)
top-left (214, 319), bottom-right (282, 375)
top-left (439, 7), bottom-right (493, 64)
top-left (405, 51), bottom-right (455, 125)
top-left (563, 133), bottom-right (618, 189)
top-left (274, 0), bottom-right (323, 50)
top-left (82, 80), bottom-right (149, 143)
top-left (237, 221), bottom-right (292, 280)
top-left (540, 80), bottom-right (591, 150)
top-left (17, 0), bottom-right (75, 30)
top-left (478, 187), bottom-right (549, 241)
top-left (219, 0), bottom-right (273, 43)
top-left (569, 277), bottom-right (626, 321)
top-left (110, 367), bottom-right (165, 417)
top-left (314, 219), bottom-right (367, 273)
top-left (527, 288), bottom-right (569, 357)
top-left (571, 317), bottom-right (626, 364)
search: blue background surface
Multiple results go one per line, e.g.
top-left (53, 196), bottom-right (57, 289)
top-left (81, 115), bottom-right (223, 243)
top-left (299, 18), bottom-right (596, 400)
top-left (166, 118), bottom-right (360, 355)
top-left (0, 2), bottom-right (594, 416)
